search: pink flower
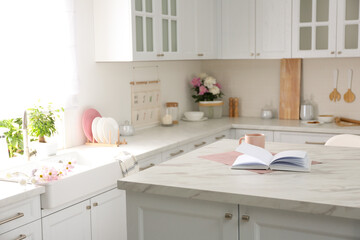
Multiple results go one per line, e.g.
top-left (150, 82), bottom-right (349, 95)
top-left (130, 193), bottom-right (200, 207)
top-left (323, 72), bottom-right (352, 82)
top-left (214, 83), bottom-right (222, 89)
top-left (199, 85), bottom-right (208, 95)
top-left (191, 77), bottom-right (201, 87)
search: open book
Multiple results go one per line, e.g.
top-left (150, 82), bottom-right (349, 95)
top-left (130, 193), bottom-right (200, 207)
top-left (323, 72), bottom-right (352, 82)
top-left (231, 143), bottom-right (311, 172)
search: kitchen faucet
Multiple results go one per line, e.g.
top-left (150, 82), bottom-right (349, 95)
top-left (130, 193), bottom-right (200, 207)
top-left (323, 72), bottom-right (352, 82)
top-left (22, 111), bottom-right (36, 160)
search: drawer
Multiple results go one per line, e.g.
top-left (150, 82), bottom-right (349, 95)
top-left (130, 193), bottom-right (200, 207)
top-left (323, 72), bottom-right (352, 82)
top-left (139, 154), bottom-right (162, 171)
top-left (0, 219), bottom-right (42, 240)
top-left (187, 137), bottom-right (210, 152)
top-left (161, 145), bottom-right (188, 162)
top-left (0, 196), bottom-right (41, 234)
top-left (235, 129), bottom-right (274, 142)
top-left (207, 130), bottom-right (231, 144)
top-left (274, 131), bottom-right (335, 145)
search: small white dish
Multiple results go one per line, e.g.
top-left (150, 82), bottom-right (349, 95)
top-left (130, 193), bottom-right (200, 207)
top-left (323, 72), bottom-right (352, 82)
top-left (318, 115), bottom-right (334, 123)
top-left (181, 117), bottom-right (208, 122)
top-left (184, 111), bottom-right (204, 121)
top-left (92, 117), bottom-right (101, 143)
top-left (304, 120), bottom-right (323, 126)
top-left (102, 118), bottom-right (119, 144)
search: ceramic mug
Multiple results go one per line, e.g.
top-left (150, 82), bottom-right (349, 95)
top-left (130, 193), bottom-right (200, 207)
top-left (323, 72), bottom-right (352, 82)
top-left (239, 133), bottom-right (265, 148)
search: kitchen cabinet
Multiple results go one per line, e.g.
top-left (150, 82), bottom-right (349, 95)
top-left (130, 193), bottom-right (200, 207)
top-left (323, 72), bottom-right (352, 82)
top-left (94, 0), bottom-right (179, 61)
top-left (0, 196), bottom-right (41, 235)
top-left (179, 0), bottom-right (219, 59)
top-left (0, 219), bottom-right (42, 240)
top-left (235, 129), bottom-right (274, 142)
top-left (240, 205), bottom-right (360, 239)
top-left (126, 192), bottom-right (238, 240)
top-left (42, 189), bottom-right (126, 240)
top-left (274, 131), bottom-right (335, 144)
top-left (221, 0), bottom-right (291, 59)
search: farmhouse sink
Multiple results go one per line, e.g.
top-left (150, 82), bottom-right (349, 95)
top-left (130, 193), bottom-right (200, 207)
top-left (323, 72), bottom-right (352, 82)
top-left (0, 147), bottom-right (123, 209)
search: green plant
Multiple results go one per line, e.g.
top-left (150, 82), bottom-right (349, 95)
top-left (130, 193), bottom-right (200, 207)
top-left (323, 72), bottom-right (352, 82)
top-left (28, 103), bottom-right (64, 143)
top-left (0, 118), bottom-right (23, 158)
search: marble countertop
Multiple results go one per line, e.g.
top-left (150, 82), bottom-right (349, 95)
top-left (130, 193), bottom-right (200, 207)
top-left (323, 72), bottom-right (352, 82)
top-left (0, 181), bottom-right (45, 208)
top-left (118, 139), bottom-right (360, 220)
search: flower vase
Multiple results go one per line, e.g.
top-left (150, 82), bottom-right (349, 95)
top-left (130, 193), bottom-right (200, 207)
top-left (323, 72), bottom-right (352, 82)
top-left (199, 101), bottom-right (224, 119)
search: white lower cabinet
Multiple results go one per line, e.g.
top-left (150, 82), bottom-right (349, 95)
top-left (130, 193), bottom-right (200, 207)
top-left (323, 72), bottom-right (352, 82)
top-left (0, 219), bottom-right (42, 240)
top-left (126, 192), bottom-right (238, 240)
top-left (42, 189), bottom-right (126, 240)
top-left (240, 205), bottom-right (360, 239)
top-left (235, 129), bottom-right (274, 142)
top-left (274, 131), bottom-right (335, 145)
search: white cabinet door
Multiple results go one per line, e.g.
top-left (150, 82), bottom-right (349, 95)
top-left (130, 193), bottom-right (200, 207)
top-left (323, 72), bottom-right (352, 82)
top-left (0, 219), bottom-right (42, 240)
top-left (240, 205), bottom-right (360, 240)
top-left (127, 192), bottom-right (238, 240)
top-left (196, 0), bottom-right (218, 59)
top-left (256, 0), bottom-right (291, 58)
top-left (42, 200), bottom-right (92, 240)
top-left (221, 0), bottom-right (255, 59)
top-left (91, 189), bottom-right (127, 240)
top-left (292, 0), bottom-right (337, 58)
top-left (337, 0), bottom-right (360, 57)
top-left (178, 0), bottom-right (197, 59)
top-left (274, 131), bottom-right (335, 145)
top-left (235, 129), bottom-right (274, 142)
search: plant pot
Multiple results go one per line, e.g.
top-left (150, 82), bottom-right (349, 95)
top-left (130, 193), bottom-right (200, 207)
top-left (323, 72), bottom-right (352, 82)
top-left (199, 101), bottom-right (224, 119)
top-left (33, 142), bottom-right (58, 157)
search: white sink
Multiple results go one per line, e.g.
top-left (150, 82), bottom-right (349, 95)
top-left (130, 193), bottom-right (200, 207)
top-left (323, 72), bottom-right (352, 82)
top-left (0, 147), bottom-right (124, 209)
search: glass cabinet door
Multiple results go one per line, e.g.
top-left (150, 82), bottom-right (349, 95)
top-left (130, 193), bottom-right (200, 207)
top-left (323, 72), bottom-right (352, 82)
top-left (293, 0), bottom-right (337, 57)
top-left (134, 0), bottom-right (155, 53)
top-left (161, 0), bottom-right (178, 54)
top-left (337, 0), bottom-right (360, 56)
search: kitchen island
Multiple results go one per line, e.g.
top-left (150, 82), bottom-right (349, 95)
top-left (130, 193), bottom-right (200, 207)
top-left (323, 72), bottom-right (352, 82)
top-left (118, 139), bottom-right (360, 240)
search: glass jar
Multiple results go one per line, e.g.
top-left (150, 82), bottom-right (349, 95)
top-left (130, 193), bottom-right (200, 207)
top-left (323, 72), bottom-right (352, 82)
top-left (166, 102), bottom-right (179, 124)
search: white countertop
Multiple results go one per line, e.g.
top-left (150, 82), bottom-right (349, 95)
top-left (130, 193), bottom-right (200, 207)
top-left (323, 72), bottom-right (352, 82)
top-left (118, 139), bottom-right (360, 220)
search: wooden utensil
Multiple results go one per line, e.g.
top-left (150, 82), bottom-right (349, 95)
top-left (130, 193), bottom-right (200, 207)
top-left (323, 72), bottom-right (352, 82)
top-left (330, 69), bottom-right (341, 102)
top-left (335, 117), bottom-right (360, 126)
top-left (344, 69), bottom-right (356, 103)
top-left (279, 59), bottom-right (301, 120)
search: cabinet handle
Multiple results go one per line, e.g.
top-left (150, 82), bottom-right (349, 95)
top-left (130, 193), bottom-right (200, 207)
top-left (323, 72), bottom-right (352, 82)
top-left (338, 51), bottom-right (342, 54)
top-left (15, 234), bottom-right (27, 240)
top-left (86, 206), bottom-right (91, 210)
top-left (0, 212), bottom-right (24, 225)
top-left (224, 213), bottom-right (233, 220)
top-left (250, 53), bottom-right (254, 56)
top-left (197, 53), bottom-right (204, 57)
top-left (256, 53), bottom-right (260, 56)
top-left (140, 163), bottom-right (155, 171)
top-left (156, 53), bottom-right (164, 57)
top-left (170, 150), bottom-right (184, 157)
top-left (194, 141), bottom-right (206, 148)
top-left (331, 51), bottom-right (335, 54)
top-left (241, 215), bottom-right (250, 222)
top-left (215, 135), bottom-right (226, 140)
top-left (93, 202), bottom-right (99, 207)
top-left (305, 141), bottom-right (325, 145)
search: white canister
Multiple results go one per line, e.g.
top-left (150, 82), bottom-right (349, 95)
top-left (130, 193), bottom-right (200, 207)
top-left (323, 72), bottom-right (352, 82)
top-left (300, 104), bottom-right (314, 120)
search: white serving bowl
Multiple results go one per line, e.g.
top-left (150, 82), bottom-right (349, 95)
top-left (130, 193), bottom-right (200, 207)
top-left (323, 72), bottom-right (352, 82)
top-left (184, 111), bottom-right (204, 121)
top-left (318, 115), bottom-right (334, 123)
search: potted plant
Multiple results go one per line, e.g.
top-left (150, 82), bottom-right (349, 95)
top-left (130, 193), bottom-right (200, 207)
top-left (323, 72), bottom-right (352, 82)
top-left (28, 103), bottom-right (63, 156)
top-left (0, 118), bottom-right (23, 158)
top-left (191, 73), bottom-right (224, 118)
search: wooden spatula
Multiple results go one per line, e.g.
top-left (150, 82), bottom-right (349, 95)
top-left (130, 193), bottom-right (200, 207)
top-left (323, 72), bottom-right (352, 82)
top-left (329, 69), bottom-right (340, 101)
top-left (344, 69), bottom-right (355, 103)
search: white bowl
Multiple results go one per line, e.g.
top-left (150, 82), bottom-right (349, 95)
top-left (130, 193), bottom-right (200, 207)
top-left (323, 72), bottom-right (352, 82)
top-left (318, 115), bottom-right (334, 123)
top-left (184, 111), bottom-right (204, 121)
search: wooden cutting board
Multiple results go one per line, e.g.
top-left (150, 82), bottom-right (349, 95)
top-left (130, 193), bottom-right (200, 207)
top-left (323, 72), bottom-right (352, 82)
top-left (279, 59), bottom-right (301, 120)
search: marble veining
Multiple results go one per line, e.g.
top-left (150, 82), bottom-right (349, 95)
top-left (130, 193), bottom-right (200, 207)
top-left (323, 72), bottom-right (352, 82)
top-left (118, 139), bottom-right (360, 220)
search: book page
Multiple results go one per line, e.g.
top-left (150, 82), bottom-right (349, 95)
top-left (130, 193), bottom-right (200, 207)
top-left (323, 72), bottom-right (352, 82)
top-left (272, 150), bottom-right (307, 163)
top-left (235, 143), bottom-right (273, 166)
top-left (232, 154), bottom-right (269, 170)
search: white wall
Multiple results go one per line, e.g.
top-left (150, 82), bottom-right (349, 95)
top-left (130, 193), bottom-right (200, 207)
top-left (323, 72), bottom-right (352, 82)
top-left (65, 0), bottom-right (201, 147)
top-left (202, 58), bottom-right (360, 119)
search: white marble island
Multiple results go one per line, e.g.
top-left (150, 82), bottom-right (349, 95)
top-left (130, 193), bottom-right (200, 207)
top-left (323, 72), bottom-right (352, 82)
top-left (118, 139), bottom-right (360, 240)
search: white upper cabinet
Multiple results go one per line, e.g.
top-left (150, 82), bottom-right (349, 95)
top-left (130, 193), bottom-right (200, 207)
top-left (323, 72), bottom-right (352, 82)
top-left (337, 0), bottom-right (360, 57)
top-left (179, 0), bottom-right (218, 59)
top-left (221, 0), bottom-right (291, 59)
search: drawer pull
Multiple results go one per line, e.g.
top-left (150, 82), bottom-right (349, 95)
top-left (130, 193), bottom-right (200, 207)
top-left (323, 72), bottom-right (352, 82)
top-left (15, 234), bottom-right (27, 240)
top-left (241, 215), bottom-right (250, 222)
top-left (156, 53), bottom-right (165, 57)
top-left (215, 135), bottom-right (226, 140)
top-left (194, 142), bottom-right (206, 148)
top-left (305, 141), bottom-right (325, 145)
top-left (0, 212), bottom-right (24, 225)
top-left (197, 53), bottom-right (204, 57)
top-left (86, 206), bottom-right (91, 210)
top-left (93, 202), bottom-right (99, 207)
top-left (170, 150), bottom-right (184, 157)
top-left (140, 163), bottom-right (155, 171)
top-left (224, 213), bottom-right (233, 220)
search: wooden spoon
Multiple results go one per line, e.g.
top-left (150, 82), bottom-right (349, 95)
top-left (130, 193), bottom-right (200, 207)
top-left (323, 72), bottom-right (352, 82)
top-left (329, 69), bottom-right (338, 101)
top-left (344, 69), bottom-right (356, 103)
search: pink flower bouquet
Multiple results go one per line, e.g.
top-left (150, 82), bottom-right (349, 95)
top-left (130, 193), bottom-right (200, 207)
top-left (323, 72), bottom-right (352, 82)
top-left (191, 73), bottom-right (224, 102)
